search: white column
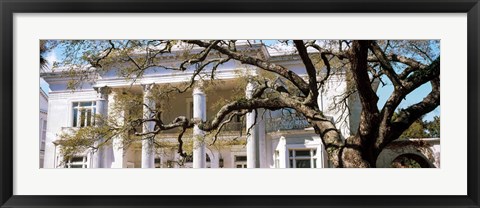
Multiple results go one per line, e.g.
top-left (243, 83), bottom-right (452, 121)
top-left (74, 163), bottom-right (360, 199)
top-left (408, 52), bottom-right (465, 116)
top-left (192, 86), bottom-right (206, 168)
top-left (109, 91), bottom-right (127, 168)
top-left (245, 82), bottom-right (258, 168)
top-left (279, 136), bottom-right (288, 168)
top-left (142, 84), bottom-right (156, 168)
top-left (92, 86), bottom-right (110, 168)
top-left (210, 151), bottom-right (220, 168)
top-left (53, 143), bottom-right (58, 168)
top-left (257, 108), bottom-right (267, 168)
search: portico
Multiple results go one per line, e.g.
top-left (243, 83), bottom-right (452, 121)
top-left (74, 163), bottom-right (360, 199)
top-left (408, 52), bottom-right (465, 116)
top-left (65, 78), bottom-right (270, 168)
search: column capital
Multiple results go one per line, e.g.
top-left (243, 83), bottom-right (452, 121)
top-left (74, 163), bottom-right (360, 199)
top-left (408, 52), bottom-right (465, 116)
top-left (142, 83), bottom-right (155, 93)
top-left (245, 82), bottom-right (257, 99)
top-left (193, 79), bottom-right (206, 95)
top-left (193, 87), bottom-right (205, 96)
top-left (94, 86), bottom-right (111, 100)
top-left (192, 80), bottom-right (206, 95)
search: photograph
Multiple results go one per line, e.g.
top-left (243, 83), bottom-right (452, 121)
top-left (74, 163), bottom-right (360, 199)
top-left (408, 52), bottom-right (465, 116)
top-left (39, 39), bottom-right (440, 169)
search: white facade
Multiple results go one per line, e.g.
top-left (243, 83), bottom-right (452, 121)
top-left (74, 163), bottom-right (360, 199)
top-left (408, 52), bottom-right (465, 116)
top-left (39, 88), bottom-right (48, 168)
top-left (40, 43), bottom-right (438, 168)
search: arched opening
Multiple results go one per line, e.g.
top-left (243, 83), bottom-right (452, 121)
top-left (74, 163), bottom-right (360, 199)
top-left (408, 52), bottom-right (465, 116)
top-left (391, 153), bottom-right (432, 168)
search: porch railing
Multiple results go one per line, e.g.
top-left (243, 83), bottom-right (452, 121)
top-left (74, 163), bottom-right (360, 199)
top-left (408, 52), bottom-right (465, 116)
top-left (265, 117), bottom-right (311, 132)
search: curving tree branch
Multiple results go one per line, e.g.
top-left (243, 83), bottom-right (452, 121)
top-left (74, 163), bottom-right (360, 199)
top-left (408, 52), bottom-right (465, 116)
top-left (293, 40), bottom-right (319, 105)
top-left (184, 40), bottom-right (311, 96)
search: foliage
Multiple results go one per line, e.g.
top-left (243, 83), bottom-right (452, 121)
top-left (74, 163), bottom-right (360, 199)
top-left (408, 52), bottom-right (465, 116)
top-left (57, 119), bottom-right (116, 162)
top-left (400, 119), bottom-right (427, 139)
top-left (391, 156), bottom-right (422, 168)
top-left (398, 114), bottom-right (441, 139)
top-left (425, 116), bottom-right (440, 138)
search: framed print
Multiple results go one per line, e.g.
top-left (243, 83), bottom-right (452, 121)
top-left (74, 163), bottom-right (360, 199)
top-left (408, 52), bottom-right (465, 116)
top-left (1, 0), bottom-right (479, 207)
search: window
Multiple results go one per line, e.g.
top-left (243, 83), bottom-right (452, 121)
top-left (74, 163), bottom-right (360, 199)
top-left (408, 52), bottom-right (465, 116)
top-left (234, 114), bottom-right (242, 123)
top-left (288, 149), bottom-right (317, 168)
top-left (64, 156), bottom-right (87, 168)
top-left (40, 120), bottom-right (47, 151)
top-left (189, 101), bottom-right (194, 119)
top-left (234, 155), bottom-right (247, 168)
top-left (154, 157), bottom-right (162, 168)
top-left (185, 98), bottom-right (194, 120)
top-left (72, 101), bottom-right (96, 127)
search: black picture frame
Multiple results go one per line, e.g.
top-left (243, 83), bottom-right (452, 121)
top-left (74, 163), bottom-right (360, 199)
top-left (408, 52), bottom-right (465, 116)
top-left (1, 0), bottom-right (479, 207)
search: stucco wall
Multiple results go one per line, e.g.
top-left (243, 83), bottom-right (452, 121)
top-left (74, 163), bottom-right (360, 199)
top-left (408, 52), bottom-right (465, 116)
top-left (43, 90), bottom-right (97, 168)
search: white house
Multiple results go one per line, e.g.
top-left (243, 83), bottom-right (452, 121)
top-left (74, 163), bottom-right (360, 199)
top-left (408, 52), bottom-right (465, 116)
top-left (40, 42), bottom-right (440, 168)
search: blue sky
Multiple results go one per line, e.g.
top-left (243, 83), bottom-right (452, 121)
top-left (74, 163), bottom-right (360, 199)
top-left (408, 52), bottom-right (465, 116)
top-left (41, 40), bottom-right (439, 121)
top-left (377, 79), bottom-right (439, 121)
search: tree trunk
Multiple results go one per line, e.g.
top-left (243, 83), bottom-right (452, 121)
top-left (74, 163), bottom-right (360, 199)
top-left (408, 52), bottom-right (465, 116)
top-left (311, 41), bottom-right (381, 168)
top-left (311, 120), bottom-right (371, 168)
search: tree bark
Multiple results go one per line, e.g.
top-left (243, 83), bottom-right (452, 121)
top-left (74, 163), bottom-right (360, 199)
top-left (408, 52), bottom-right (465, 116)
top-left (310, 120), bottom-right (370, 168)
